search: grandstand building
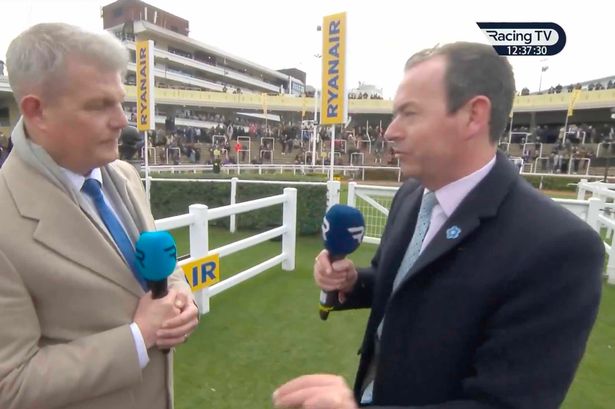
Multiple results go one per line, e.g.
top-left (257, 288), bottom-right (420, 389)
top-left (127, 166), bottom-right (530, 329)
top-left (0, 0), bottom-right (614, 173)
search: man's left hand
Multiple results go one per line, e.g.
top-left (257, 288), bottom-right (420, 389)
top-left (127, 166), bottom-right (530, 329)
top-left (156, 289), bottom-right (199, 349)
top-left (273, 374), bottom-right (358, 409)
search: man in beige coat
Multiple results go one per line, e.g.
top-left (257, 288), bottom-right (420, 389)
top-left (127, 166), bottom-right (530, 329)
top-left (0, 23), bottom-right (198, 409)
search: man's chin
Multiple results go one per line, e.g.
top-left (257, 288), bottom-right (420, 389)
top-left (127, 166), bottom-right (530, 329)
top-left (96, 150), bottom-right (120, 167)
top-left (399, 165), bottom-right (420, 179)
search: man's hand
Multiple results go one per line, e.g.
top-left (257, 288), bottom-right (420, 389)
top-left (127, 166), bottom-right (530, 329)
top-left (273, 374), bottom-right (358, 409)
top-left (155, 289), bottom-right (199, 349)
top-left (133, 289), bottom-right (181, 349)
top-left (314, 250), bottom-right (358, 303)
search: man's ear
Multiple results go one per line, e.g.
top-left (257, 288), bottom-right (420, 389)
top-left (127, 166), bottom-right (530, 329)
top-left (462, 95), bottom-right (491, 141)
top-left (20, 95), bottom-right (45, 125)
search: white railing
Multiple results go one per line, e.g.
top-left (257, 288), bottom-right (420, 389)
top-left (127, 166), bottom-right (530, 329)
top-left (523, 142), bottom-right (543, 158)
top-left (144, 163), bottom-right (404, 182)
top-left (142, 159), bottom-right (608, 181)
top-left (166, 147), bottom-right (180, 164)
top-left (347, 181), bottom-right (614, 284)
top-left (347, 182), bottom-right (396, 244)
top-left (154, 188), bottom-right (297, 314)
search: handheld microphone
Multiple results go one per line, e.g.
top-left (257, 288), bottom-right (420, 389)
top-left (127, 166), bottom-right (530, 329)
top-left (319, 204), bottom-right (365, 320)
top-left (135, 231), bottom-right (178, 353)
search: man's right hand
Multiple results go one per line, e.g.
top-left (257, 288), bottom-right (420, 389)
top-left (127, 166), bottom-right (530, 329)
top-left (314, 250), bottom-right (358, 302)
top-left (133, 289), bottom-right (181, 349)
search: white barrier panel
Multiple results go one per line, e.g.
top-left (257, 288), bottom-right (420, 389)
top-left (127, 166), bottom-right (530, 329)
top-left (347, 182), bottom-right (396, 244)
top-left (154, 188), bottom-right (297, 314)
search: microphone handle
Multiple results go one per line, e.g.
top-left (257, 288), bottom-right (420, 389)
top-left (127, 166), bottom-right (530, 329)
top-left (319, 253), bottom-right (346, 321)
top-left (148, 280), bottom-right (170, 354)
top-left (149, 280), bottom-right (168, 299)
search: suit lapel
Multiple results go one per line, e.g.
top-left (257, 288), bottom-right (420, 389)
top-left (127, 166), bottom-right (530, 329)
top-left (393, 152), bottom-right (518, 290)
top-left (106, 161), bottom-right (155, 232)
top-left (400, 211), bottom-right (480, 285)
top-left (5, 156), bottom-right (143, 297)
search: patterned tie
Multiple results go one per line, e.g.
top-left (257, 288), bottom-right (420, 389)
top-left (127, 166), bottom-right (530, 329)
top-left (392, 190), bottom-right (438, 290)
top-left (81, 179), bottom-right (146, 289)
top-left (361, 191), bottom-right (438, 405)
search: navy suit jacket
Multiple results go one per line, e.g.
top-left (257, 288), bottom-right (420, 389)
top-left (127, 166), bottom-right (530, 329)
top-left (339, 152), bottom-right (604, 408)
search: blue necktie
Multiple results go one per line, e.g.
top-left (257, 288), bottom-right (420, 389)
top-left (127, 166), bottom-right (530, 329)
top-left (361, 191), bottom-right (438, 405)
top-left (81, 179), bottom-right (147, 289)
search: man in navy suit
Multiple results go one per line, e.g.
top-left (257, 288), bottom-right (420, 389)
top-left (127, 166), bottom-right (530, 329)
top-left (273, 42), bottom-right (604, 408)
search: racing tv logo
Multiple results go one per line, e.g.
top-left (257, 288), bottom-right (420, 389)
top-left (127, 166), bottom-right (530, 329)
top-left (477, 22), bottom-right (566, 56)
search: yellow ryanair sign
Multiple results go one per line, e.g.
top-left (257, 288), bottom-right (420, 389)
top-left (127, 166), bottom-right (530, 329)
top-left (321, 12), bottom-right (347, 125)
top-left (181, 254), bottom-right (220, 292)
top-left (136, 40), bottom-right (155, 131)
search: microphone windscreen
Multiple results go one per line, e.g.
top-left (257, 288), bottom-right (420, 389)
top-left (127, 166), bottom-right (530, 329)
top-left (322, 204), bottom-right (365, 257)
top-left (135, 231), bottom-right (177, 281)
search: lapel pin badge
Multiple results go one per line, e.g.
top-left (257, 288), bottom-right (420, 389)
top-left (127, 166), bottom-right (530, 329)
top-left (446, 226), bottom-right (461, 240)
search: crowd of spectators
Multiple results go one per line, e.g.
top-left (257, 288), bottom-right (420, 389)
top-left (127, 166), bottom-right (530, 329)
top-left (347, 92), bottom-right (384, 100)
top-left (519, 80), bottom-right (615, 96)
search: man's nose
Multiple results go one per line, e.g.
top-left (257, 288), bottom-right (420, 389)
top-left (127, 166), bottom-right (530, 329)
top-left (112, 105), bottom-right (129, 129)
top-left (384, 117), bottom-right (400, 142)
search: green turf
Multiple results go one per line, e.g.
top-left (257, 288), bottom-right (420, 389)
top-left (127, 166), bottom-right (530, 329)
top-left (169, 226), bottom-right (615, 408)
top-left (562, 284), bottom-right (615, 409)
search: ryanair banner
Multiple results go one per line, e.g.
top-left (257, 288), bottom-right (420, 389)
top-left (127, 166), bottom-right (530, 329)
top-left (321, 12), bottom-right (347, 125)
top-left (136, 40), bottom-right (155, 131)
top-left (567, 89), bottom-right (581, 117)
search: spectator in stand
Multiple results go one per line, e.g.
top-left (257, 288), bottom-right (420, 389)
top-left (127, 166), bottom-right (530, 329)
top-left (234, 140), bottom-right (242, 159)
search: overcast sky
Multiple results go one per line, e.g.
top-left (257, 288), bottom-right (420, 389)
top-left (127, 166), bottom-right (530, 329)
top-left (1, 0), bottom-right (613, 99)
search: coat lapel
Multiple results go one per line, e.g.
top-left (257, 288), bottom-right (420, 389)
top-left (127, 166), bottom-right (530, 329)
top-left (393, 152), bottom-right (518, 291)
top-left (4, 155), bottom-right (144, 297)
top-left (106, 161), bottom-right (155, 232)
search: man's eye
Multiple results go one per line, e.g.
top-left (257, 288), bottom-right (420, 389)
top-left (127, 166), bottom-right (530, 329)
top-left (87, 102), bottom-right (106, 110)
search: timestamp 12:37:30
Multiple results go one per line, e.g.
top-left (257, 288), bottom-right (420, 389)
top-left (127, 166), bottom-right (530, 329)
top-left (507, 45), bottom-right (548, 55)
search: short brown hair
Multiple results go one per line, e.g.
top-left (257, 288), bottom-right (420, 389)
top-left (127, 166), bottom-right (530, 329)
top-left (405, 42), bottom-right (515, 142)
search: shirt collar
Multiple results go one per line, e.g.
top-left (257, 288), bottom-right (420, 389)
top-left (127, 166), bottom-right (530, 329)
top-left (427, 156), bottom-right (496, 218)
top-left (60, 167), bottom-right (103, 192)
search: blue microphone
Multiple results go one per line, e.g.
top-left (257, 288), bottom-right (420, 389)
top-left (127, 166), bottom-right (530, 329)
top-left (135, 231), bottom-right (178, 299)
top-left (135, 231), bottom-right (178, 354)
top-left (320, 204), bottom-right (365, 320)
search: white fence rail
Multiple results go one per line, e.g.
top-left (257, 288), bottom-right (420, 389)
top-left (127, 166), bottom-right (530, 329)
top-left (142, 162), bottom-right (610, 182)
top-left (145, 163), bottom-right (404, 182)
top-left (154, 188), bottom-right (297, 315)
top-left (347, 182), bottom-right (615, 284)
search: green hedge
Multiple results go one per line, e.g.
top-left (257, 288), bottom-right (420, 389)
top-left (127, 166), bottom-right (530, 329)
top-left (149, 180), bottom-right (327, 235)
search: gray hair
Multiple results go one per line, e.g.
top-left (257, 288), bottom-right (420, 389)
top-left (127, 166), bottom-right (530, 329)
top-left (7, 22), bottom-right (129, 102)
top-left (405, 42), bottom-right (516, 143)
